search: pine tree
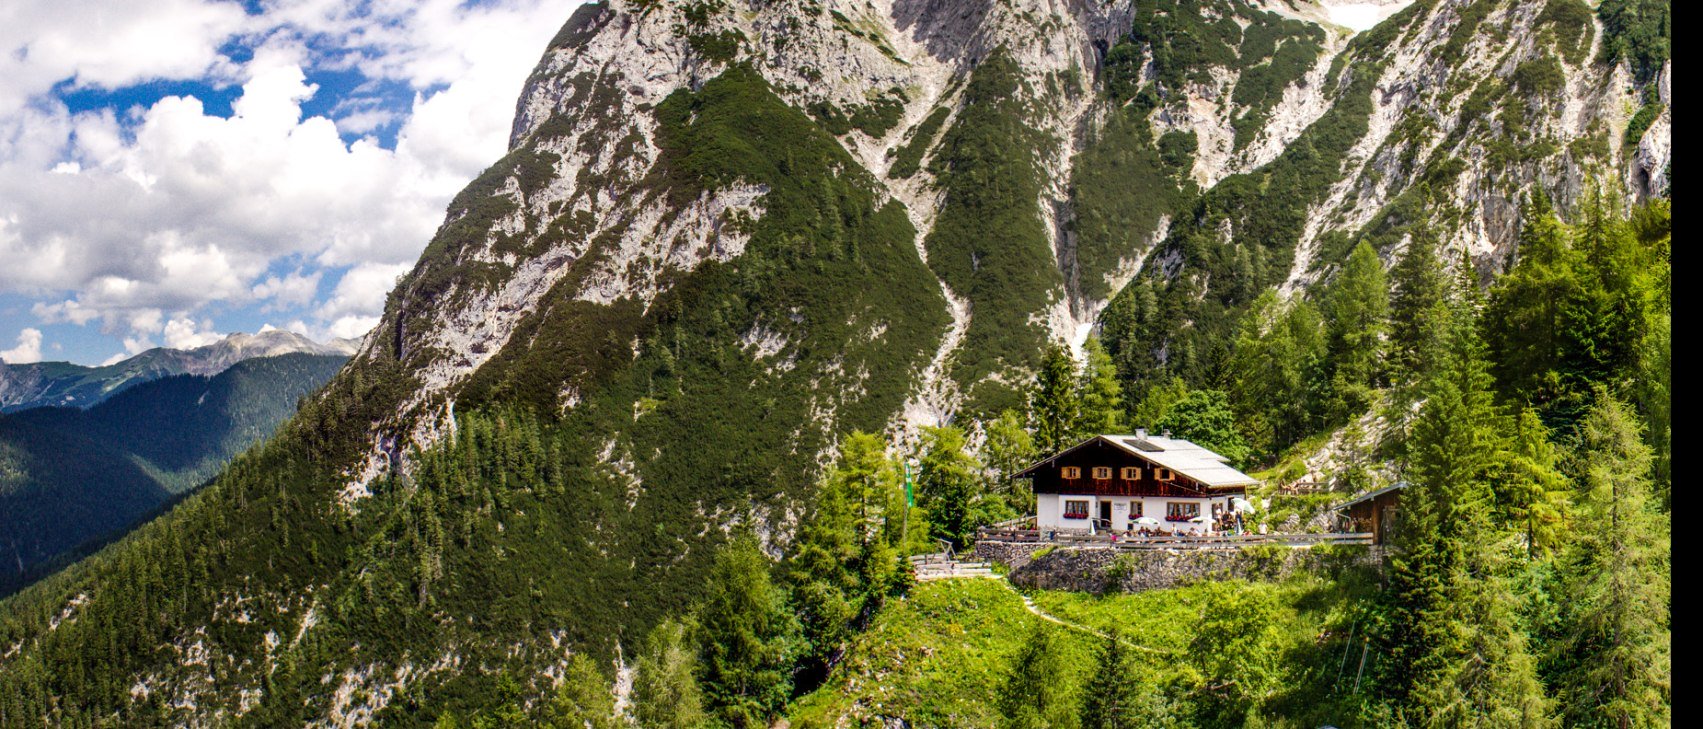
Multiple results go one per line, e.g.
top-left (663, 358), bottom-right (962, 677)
top-left (997, 626), bottom-right (1078, 729)
top-left (696, 536), bottom-right (800, 728)
top-left (1077, 336), bottom-right (1125, 435)
top-left (1032, 344), bottom-right (1081, 455)
top-left (1554, 392), bottom-right (1670, 727)
top-left (632, 619), bottom-right (708, 729)
top-left (1324, 242), bottom-right (1390, 420)
top-left (1082, 629), bottom-right (1175, 729)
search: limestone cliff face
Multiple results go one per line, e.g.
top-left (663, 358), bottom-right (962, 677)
top-left (347, 1), bottom-right (1662, 486)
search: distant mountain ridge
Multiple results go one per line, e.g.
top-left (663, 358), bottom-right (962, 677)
top-left (0, 352), bottom-right (349, 596)
top-left (0, 330), bottom-right (359, 413)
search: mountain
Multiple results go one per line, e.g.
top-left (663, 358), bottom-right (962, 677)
top-left (0, 0), bottom-right (1668, 725)
top-left (0, 353), bottom-right (348, 597)
top-left (0, 330), bottom-right (359, 413)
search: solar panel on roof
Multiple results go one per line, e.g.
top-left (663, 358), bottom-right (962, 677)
top-left (1123, 437), bottom-right (1164, 452)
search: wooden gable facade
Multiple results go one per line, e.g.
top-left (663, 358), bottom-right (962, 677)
top-left (1022, 437), bottom-right (1225, 499)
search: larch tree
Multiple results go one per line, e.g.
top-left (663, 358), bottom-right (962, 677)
top-left (1502, 409), bottom-right (1571, 559)
top-left (1032, 344), bottom-right (1082, 455)
top-left (1554, 392), bottom-right (1670, 728)
top-left (983, 409), bottom-right (1037, 514)
top-left (548, 654), bottom-right (623, 729)
top-left (1078, 335), bottom-right (1125, 435)
top-left (1324, 241), bottom-right (1390, 421)
top-left (632, 619), bottom-right (708, 729)
top-left (918, 426), bottom-right (985, 548)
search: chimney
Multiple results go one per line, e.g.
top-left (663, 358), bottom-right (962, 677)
top-left (1161, 429), bottom-right (1172, 438)
top-left (1135, 428), bottom-right (1147, 439)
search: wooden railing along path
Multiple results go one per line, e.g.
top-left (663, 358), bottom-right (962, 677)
top-left (974, 528), bottom-right (1375, 550)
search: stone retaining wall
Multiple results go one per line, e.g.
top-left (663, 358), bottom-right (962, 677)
top-left (997, 544), bottom-right (1377, 594)
top-left (970, 540), bottom-right (1053, 569)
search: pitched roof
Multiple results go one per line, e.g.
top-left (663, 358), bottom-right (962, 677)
top-left (1015, 434), bottom-right (1261, 489)
top-left (1331, 482), bottom-right (1409, 511)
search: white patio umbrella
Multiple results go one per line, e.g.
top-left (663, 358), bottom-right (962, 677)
top-left (1134, 516), bottom-right (1160, 526)
top-left (1230, 496), bottom-right (1254, 512)
top-left (1188, 515), bottom-right (1208, 523)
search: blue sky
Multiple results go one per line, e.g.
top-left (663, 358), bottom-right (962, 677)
top-left (0, 0), bottom-right (576, 366)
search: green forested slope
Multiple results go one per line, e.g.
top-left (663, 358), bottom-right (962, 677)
top-left (0, 354), bottom-right (346, 597)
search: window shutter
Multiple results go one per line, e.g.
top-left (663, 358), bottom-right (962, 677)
top-left (1120, 466), bottom-right (1141, 480)
top-left (1092, 466), bottom-right (1111, 480)
top-left (1062, 466), bottom-right (1081, 479)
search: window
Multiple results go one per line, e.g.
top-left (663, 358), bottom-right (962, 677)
top-left (1061, 466), bottom-right (1081, 479)
top-left (1120, 466), bottom-right (1141, 480)
top-left (1064, 500), bottom-right (1090, 519)
top-left (1092, 466), bottom-right (1112, 480)
top-left (1155, 468), bottom-right (1175, 481)
top-left (1129, 501), bottom-right (1143, 517)
top-left (1166, 502), bottom-right (1200, 521)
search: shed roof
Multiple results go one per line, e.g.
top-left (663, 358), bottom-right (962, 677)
top-left (1330, 482), bottom-right (1409, 511)
top-left (1015, 434), bottom-right (1261, 489)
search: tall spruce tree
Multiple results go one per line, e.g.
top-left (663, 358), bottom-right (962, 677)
top-left (1082, 629), bottom-right (1175, 729)
top-left (696, 536), bottom-right (800, 728)
top-left (1634, 315), bottom-right (1671, 503)
top-left (1560, 187), bottom-right (1650, 397)
top-left (1078, 336), bottom-right (1125, 435)
top-left (1485, 193), bottom-right (1575, 411)
top-left (1032, 344), bottom-right (1082, 455)
top-left (1554, 393), bottom-right (1670, 727)
top-left (997, 626), bottom-right (1078, 729)
top-left (918, 426), bottom-right (984, 548)
top-left (1324, 242), bottom-right (1391, 420)
top-left (1383, 297), bottom-right (1551, 726)
top-left (1388, 225), bottom-right (1448, 383)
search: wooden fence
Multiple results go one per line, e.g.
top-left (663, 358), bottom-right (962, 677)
top-left (974, 528), bottom-right (1375, 550)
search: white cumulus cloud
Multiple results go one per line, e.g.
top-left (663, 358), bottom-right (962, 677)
top-left (0, 0), bottom-right (574, 358)
top-left (0, 327), bottom-right (44, 364)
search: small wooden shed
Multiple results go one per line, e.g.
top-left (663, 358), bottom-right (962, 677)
top-left (1333, 483), bottom-right (1408, 544)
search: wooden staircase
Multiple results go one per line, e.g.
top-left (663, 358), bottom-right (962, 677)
top-left (907, 552), bottom-right (997, 581)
